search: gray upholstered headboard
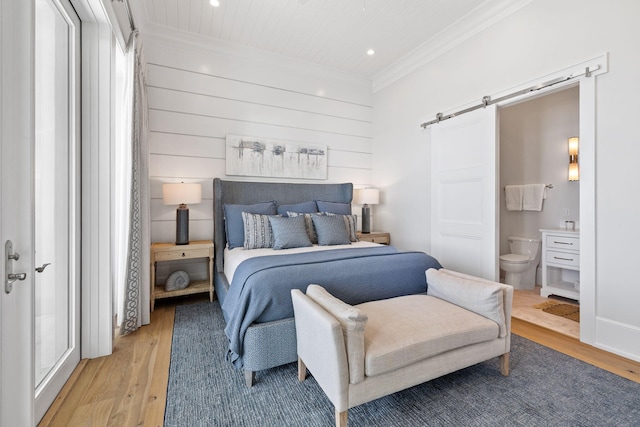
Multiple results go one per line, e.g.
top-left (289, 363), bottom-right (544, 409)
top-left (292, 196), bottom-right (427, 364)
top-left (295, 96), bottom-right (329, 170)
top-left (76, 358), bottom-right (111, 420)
top-left (213, 178), bottom-right (353, 271)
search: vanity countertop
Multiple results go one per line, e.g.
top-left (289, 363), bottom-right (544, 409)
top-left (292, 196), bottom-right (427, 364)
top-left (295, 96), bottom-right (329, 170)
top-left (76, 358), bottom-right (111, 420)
top-left (539, 228), bottom-right (579, 234)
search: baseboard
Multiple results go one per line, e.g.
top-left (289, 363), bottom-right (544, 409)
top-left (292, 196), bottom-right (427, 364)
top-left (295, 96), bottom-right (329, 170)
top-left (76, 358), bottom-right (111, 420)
top-left (595, 317), bottom-right (640, 363)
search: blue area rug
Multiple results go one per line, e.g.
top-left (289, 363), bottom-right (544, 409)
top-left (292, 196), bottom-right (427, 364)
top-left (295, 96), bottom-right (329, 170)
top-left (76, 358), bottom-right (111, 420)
top-left (165, 301), bottom-right (640, 426)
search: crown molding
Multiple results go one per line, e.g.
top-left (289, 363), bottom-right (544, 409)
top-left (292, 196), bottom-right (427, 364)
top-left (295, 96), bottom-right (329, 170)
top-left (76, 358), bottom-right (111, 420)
top-left (372, 0), bottom-right (534, 93)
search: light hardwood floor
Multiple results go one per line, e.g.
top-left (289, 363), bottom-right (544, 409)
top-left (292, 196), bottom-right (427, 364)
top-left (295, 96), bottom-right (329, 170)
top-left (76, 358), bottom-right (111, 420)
top-left (39, 291), bottom-right (640, 426)
top-left (512, 285), bottom-right (580, 339)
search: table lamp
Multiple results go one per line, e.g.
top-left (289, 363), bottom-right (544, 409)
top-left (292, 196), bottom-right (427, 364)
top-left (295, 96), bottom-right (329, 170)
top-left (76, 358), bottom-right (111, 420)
top-left (162, 183), bottom-right (202, 245)
top-left (354, 188), bottom-right (379, 234)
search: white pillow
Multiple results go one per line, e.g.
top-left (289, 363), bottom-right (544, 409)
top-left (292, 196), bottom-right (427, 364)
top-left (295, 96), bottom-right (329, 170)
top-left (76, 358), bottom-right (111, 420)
top-left (426, 268), bottom-right (507, 338)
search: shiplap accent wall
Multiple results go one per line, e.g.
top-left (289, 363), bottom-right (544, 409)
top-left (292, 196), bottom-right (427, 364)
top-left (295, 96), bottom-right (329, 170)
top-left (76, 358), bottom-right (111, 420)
top-left (144, 33), bottom-right (373, 278)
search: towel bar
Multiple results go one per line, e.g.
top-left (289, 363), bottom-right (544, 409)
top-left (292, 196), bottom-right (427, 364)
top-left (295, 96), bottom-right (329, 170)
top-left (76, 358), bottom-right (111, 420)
top-left (503, 184), bottom-right (553, 190)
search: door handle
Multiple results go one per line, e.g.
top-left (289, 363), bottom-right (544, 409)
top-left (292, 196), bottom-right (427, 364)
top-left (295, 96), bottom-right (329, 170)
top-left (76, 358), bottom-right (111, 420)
top-left (5, 240), bottom-right (27, 294)
top-left (35, 263), bottom-right (51, 273)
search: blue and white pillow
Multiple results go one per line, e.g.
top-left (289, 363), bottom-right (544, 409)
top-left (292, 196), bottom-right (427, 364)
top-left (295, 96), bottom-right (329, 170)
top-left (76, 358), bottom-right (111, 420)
top-left (343, 214), bottom-right (359, 242)
top-left (268, 216), bottom-right (313, 249)
top-left (325, 213), bottom-right (358, 242)
top-left (311, 214), bottom-right (351, 246)
top-left (242, 212), bottom-right (278, 249)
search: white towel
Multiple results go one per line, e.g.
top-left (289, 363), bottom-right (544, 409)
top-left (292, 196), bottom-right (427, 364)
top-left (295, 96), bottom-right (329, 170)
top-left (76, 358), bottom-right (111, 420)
top-left (505, 185), bottom-right (523, 211)
top-left (523, 184), bottom-right (547, 211)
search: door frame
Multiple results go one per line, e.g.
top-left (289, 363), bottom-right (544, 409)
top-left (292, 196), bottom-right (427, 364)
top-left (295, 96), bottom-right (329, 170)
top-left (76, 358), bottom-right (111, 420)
top-left (427, 54), bottom-right (607, 346)
top-left (492, 55), bottom-right (605, 345)
top-left (73, 0), bottom-right (116, 361)
top-left (1, 0), bottom-right (36, 424)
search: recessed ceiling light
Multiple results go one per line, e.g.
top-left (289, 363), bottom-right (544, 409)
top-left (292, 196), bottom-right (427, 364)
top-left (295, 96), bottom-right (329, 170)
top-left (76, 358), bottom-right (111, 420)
top-left (210, 0), bottom-right (220, 7)
top-left (367, 49), bottom-right (375, 56)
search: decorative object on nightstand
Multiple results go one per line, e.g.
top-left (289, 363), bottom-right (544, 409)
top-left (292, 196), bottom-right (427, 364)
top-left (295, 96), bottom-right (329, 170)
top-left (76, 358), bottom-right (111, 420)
top-left (163, 182), bottom-right (202, 245)
top-left (356, 231), bottom-right (390, 245)
top-left (165, 270), bottom-right (190, 292)
top-left (354, 188), bottom-right (379, 234)
top-left (150, 240), bottom-right (214, 311)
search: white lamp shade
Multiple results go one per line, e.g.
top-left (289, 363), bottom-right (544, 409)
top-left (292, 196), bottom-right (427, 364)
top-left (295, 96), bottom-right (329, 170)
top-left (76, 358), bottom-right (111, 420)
top-left (568, 136), bottom-right (579, 156)
top-left (568, 162), bottom-right (580, 181)
top-left (163, 183), bottom-right (202, 205)
top-left (354, 188), bottom-right (379, 205)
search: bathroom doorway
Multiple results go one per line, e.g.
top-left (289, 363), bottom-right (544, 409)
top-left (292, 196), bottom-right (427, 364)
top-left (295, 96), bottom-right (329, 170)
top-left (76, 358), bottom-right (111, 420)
top-left (498, 85), bottom-right (580, 285)
top-left (498, 84), bottom-right (581, 336)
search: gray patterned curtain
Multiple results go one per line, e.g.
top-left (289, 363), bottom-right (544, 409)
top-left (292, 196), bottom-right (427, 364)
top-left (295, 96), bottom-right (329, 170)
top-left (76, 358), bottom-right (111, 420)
top-left (121, 33), bottom-right (150, 335)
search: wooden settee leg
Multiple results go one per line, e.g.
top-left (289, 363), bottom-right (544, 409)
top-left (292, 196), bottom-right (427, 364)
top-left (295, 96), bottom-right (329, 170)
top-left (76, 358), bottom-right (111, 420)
top-left (335, 409), bottom-right (347, 427)
top-left (244, 370), bottom-right (256, 387)
top-left (298, 357), bottom-right (307, 381)
top-left (500, 352), bottom-right (510, 376)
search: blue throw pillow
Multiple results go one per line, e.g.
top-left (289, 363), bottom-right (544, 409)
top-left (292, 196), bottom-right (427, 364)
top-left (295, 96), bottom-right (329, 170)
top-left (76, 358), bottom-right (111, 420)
top-left (269, 216), bottom-right (313, 250)
top-left (287, 211), bottom-right (328, 244)
top-left (276, 201), bottom-right (318, 217)
top-left (311, 214), bottom-right (351, 246)
top-left (224, 201), bottom-right (277, 249)
top-left (316, 200), bottom-right (352, 215)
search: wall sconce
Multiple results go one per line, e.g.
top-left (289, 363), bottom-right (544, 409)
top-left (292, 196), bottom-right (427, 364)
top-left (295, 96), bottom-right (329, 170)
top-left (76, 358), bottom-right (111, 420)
top-left (353, 188), bottom-right (379, 234)
top-left (163, 183), bottom-right (202, 245)
top-left (568, 136), bottom-right (579, 181)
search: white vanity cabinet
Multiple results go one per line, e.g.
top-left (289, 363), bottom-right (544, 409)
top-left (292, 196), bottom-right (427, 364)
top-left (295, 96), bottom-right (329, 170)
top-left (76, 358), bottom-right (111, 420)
top-left (540, 229), bottom-right (580, 301)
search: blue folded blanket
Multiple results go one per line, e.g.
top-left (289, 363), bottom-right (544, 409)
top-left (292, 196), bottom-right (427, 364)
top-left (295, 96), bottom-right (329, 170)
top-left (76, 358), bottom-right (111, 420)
top-left (222, 246), bottom-right (441, 368)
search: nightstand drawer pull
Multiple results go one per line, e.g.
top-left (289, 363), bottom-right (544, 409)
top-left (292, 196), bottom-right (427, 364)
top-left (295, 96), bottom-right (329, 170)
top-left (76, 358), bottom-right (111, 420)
top-left (553, 241), bottom-right (573, 245)
top-left (554, 256), bottom-right (573, 261)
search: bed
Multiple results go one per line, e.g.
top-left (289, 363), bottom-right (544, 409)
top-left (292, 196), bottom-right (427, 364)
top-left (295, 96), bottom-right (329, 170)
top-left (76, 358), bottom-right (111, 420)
top-left (213, 178), bottom-right (441, 386)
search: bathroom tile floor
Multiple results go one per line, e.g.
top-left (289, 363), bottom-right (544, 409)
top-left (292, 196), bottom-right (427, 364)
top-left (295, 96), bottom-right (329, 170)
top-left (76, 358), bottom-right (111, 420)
top-left (511, 285), bottom-right (579, 339)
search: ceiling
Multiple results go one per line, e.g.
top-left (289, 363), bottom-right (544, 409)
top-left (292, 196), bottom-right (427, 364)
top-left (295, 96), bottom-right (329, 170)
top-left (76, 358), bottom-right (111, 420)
top-left (131, 0), bottom-right (504, 78)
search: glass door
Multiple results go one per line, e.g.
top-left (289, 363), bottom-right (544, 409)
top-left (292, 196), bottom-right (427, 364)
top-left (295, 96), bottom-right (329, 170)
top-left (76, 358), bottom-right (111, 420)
top-left (34, 0), bottom-right (81, 421)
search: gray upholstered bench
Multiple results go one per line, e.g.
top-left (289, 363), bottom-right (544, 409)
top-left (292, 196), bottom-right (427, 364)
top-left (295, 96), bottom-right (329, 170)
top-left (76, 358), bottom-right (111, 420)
top-left (291, 268), bottom-right (513, 427)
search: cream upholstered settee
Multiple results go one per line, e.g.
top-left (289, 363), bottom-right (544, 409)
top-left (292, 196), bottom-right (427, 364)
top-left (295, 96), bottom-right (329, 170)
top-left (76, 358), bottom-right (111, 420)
top-left (290, 268), bottom-right (513, 427)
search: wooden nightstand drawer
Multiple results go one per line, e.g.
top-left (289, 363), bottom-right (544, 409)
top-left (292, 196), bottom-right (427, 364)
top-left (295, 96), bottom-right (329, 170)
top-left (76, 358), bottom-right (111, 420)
top-left (361, 235), bottom-right (389, 244)
top-left (356, 231), bottom-right (390, 245)
top-left (154, 247), bottom-right (210, 262)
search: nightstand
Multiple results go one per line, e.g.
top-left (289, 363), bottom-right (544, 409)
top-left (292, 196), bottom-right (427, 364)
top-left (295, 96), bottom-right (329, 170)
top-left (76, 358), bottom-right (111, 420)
top-left (150, 240), bottom-right (214, 311)
top-left (356, 231), bottom-right (390, 245)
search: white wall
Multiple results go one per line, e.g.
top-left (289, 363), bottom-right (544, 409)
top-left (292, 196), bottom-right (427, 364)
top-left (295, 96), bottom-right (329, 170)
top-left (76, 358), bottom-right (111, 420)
top-left (373, 0), bottom-right (640, 360)
top-left (143, 32), bottom-right (373, 281)
top-left (499, 86), bottom-right (580, 254)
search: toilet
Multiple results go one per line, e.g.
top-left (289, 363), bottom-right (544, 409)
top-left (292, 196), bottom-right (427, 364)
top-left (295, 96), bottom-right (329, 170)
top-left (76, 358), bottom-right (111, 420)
top-left (499, 236), bottom-right (541, 290)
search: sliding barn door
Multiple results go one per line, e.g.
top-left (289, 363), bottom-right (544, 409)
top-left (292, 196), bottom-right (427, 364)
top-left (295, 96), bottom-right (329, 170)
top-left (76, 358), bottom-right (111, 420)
top-left (430, 105), bottom-right (498, 280)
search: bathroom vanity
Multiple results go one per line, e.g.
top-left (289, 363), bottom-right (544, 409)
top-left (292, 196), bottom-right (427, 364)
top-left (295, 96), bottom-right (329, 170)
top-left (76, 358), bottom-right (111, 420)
top-left (540, 228), bottom-right (580, 301)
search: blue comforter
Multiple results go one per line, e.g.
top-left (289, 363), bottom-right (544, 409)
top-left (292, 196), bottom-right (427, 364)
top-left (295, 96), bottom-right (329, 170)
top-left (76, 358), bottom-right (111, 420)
top-left (222, 246), bottom-right (441, 367)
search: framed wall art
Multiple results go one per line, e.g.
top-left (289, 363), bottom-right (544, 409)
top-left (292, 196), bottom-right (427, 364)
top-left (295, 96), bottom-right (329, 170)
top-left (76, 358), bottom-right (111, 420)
top-left (225, 134), bottom-right (327, 180)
